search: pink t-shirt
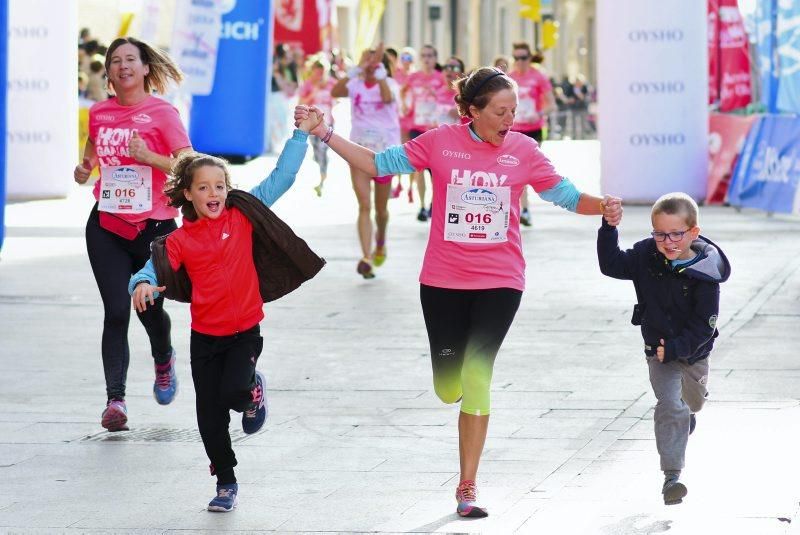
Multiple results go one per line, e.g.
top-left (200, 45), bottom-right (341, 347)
top-left (89, 95), bottom-right (191, 222)
top-left (404, 123), bottom-right (562, 291)
top-left (435, 84), bottom-right (459, 126)
top-left (509, 67), bottom-right (553, 132)
top-left (403, 70), bottom-right (446, 132)
top-left (299, 78), bottom-right (337, 124)
top-left (347, 77), bottom-right (401, 150)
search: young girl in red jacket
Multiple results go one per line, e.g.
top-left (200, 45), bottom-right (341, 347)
top-left (129, 112), bottom-right (324, 512)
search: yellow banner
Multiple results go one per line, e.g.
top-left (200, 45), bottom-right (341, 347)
top-left (117, 12), bottom-right (135, 38)
top-left (354, 0), bottom-right (386, 57)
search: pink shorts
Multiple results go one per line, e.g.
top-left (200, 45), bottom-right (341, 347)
top-left (372, 175), bottom-right (393, 185)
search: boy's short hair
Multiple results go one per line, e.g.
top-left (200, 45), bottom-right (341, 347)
top-left (651, 192), bottom-right (699, 228)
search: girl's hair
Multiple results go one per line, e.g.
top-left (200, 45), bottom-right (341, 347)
top-left (454, 67), bottom-right (516, 118)
top-left (164, 152), bottom-right (232, 221)
top-left (105, 36), bottom-right (184, 95)
top-left (651, 192), bottom-right (700, 228)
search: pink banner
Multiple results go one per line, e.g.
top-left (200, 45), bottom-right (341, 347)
top-left (718, 0), bottom-right (752, 111)
top-left (707, 113), bottom-right (757, 204)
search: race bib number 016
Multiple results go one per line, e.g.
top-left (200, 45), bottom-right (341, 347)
top-left (99, 165), bottom-right (153, 214)
top-left (444, 184), bottom-right (510, 243)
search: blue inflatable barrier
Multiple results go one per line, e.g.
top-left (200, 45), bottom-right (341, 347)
top-left (190, 1), bottom-right (273, 158)
top-left (0, 0), bottom-right (7, 252)
top-left (728, 114), bottom-right (800, 214)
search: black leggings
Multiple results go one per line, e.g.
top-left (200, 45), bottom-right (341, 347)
top-left (190, 325), bottom-right (263, 484)
top-left (419, 284), bottom-right (522, 416)
top-left (85, 204), bottom-right (177, 401)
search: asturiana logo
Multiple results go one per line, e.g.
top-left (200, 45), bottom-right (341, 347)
top-left (461, 188), bottom-right (498, 205)
top-left (111, 167), bottom-right (140, 182)
top-left (132, 113), bottom-right (152, 124)
top-left (497, 154), bottom-right (519, 167)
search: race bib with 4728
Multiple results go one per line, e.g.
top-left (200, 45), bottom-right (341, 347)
top-left (98, 165), bottom-right (153, 214)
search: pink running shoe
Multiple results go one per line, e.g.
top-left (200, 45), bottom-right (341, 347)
top-left (456, 480), bottom-right (488, 518)
top-left (391, 182), bottom-right (402, 198)
top-left (101, 399), bottom-right (129, 432)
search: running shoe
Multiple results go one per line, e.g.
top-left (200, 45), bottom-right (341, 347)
top-left (391, 183), bottom-right (402, 198)
top-left (153, 350), bottom-right (178, 405)
top-left (455, 479), bottom-right (488, 518)
top-left (357, 259), bottom-right (375, 279)
top-left (208, 483), bottom-right (239, 512)
top-left (416, 208), bottom-right (428, 222)
top-left (313, 184), bottom-right (323, 197)
top-left (242, 371), bottom-right (268, 434)
top-left (520, 208), bottom-right (532, 227)
top-left (372, 245), bottom-right (387, 267)
top-left (662, 476), bottom-right (687, 505)
top-left (101, 399), bottom-right (129, 432)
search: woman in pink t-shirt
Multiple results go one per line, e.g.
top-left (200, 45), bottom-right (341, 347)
top-left (331, 44), bottom-right (401, 279)
top-left (73, 37), bottom-right (192, 432)
top-left (295, 67), bottom-right (622, 518)
top-left (299, 56), bottom-right (338, 197)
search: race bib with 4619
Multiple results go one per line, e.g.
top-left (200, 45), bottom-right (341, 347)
top-left (444, 184), bottom-right (510, 243)
top-left (98, 165), bottom-right (153, 214)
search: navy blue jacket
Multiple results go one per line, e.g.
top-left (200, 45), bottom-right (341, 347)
top-left (597, 219), bottom-right (731, 364)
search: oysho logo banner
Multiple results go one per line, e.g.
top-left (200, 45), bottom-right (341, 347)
top-left (7, 0), bottom-right (76, 199)
top-left (597, 0), bottom-right (708, 202)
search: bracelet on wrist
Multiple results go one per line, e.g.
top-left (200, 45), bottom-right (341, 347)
top-left (321, 125), bottom-right (334, 144)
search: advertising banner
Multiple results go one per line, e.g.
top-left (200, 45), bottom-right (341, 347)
top-left (0, 0), bottom-right (7, 251)
top-left (274, 0), bottom-right (333, 55)
top-left (190, 0), bottom-right (273, 156)
top-left (707, 113), bottom-right (757, 204)
top-left (728, 115), bottom-right (800, 214)
top-left (6, 0), bottom-right (77, 200)
top-left (171, 0), bottom-right (223, 96)
top-left (708, 0), bottom-right (719, 103)
top-left (718, 0), bottom-right (752, 111)
top-left (755, 0), bottom-right (778, 112)
top-left (597, 0), bottom-right (709, 202)
top-left (775, 0), bottom-right (800, 113)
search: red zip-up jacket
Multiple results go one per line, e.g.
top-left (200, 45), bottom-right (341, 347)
top-left (166, 207), bottom-right (262, 336)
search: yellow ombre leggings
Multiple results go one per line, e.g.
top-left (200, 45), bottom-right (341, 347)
top-left (420, 284), bottom-right (522, 416)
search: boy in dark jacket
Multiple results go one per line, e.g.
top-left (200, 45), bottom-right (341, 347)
top-left (597, 192), bottom-right (731, 506)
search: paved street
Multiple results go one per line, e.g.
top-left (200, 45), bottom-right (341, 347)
top-left (1, 137), bottom-right (800, 534)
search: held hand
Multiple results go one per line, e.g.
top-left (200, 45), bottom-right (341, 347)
top-left (298, 107), bottom-right (324, 134)
top-left (73, 158), bottom-right (93, 184)
top-left (602, 195), bottom-right (623, 226)
top-left (128, 131), bottom-right (151, 164)
top-left (132, 283), bottom-right (166, 313)
top-left (657, 338), bottom-right (665, 362)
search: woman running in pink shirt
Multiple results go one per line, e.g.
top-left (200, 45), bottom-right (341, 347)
top-left (295, 67), bottom-right (622, 518)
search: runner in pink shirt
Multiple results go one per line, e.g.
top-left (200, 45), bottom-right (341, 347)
top-left (299, 56), bottom-right (338, 197)
top-left (509, 43), bottom-right (556, 227)
top-left (73, 37), bottom-right (192, 432)
top-left (295, 66), bottom-right (622, 518)
top-left (331, 44), bottom-right (400, 279)
top-left (393, 47), bottom-right (417, 201)
top-left (436, 56), bottom-right (464, 127)
top-left (401, 45), bottom-right (446, 221)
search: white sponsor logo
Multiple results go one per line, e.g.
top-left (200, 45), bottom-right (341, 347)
top-left (442, 149), bottom-right (471, 160)
top-left (497, 154), bottom-right (519, 167)
top-left (754, 145), bottom-right (795, 183)
top-left (222, 232), bottom-right (230, 240)
top-left (95, 114), bottom-right (116, 122)
top-left (132, 113), bottom-right (152, 124)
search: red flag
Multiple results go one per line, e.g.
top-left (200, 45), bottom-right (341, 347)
top-left (718, 0), bottom-right (752, 111)
top-left (708, 0), bottom-right (720, 104)
top-left (707, 113), bottom-right (757, 204)
top-left (274, 0), bottom-right (334, 55)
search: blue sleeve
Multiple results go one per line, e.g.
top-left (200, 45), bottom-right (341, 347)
top-left (249, 129), bottom-right (309, 207)
top-left (128, 258), bottom-right (160, 296)
top-left (375, 145), bottom-right (417, 175)
top-left (538, 177), bottom-right (582, 212)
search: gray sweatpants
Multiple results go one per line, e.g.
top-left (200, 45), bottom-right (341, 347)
top-left (647, 356), bottom-right (710, 471)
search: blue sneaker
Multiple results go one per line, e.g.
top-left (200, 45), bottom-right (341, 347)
top-left (153, 350), bottom-right (178, 405)
top-left (242, 371), bottom-right (268, 434)
top-left (207, 483), bottom-right (238, 512)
